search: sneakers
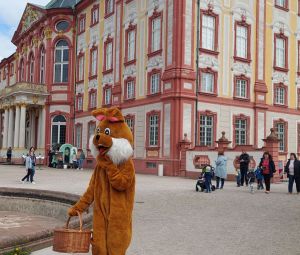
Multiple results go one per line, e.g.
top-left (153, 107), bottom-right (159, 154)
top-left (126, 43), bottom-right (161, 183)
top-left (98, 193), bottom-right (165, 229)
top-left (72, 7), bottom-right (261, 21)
top-left (31, 181), bottom-right (36, 184)
top-left (20, 180), bottom-right (24, 184)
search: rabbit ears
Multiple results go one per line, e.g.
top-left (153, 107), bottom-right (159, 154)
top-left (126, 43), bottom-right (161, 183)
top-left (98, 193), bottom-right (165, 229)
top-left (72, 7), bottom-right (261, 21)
top-left (91, 107), bottom-right (124, 123)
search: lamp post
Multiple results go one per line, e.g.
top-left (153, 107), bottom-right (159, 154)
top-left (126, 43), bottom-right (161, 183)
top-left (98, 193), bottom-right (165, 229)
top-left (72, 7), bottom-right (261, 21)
top-left (195, 0), bottom-right (200, 146)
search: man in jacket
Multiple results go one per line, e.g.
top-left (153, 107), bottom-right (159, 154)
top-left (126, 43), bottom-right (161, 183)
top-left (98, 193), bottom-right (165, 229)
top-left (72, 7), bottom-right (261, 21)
top-left (239, 150), bottom-right (250, 186)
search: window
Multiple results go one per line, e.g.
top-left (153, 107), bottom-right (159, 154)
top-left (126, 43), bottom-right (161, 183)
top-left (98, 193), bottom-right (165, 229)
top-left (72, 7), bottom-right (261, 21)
top-left (125, 115), bottom-right (135, 136)
top-left (75, 124), bottom-right (82, 149)
top-left (56, 20), bottom-right (70, 32)
top-left (234, 21), bottom-right (251, 62)
top-left (76, 94), bottom-right (83, 111)
top-left (29, 53), bottom-right (34, 83)
top-left (234, 75), bottom-right (249, 100)
top-left (200, 10), bottom-right (218, 54)
top-left (10, 64), bottom-right (14, 77)
top-left (199, 68), bottom-right (217, 94)
top-left (90, 47), bottom-right (98, 77)
top-left (235, 118), bottom-right (247, 145)
top-left (89, 90), bottom-right (97, 109)
top-left (77, 54), bottom-right (84, 82)
top-left (275, 0), bottom-right (288, 10)
top-left (148, 70), bottom-right (161, 95)
top-left (274, 120), bottom-right (287, 152)
top-left (104, 86), bottom-right (112, 105)
top-left (274, 83), bottom-right (287, 106)
top-left (91, 5), bottom-right (99, 26)
top-left (3, 66), bottom-right (7, 80)
top-left (78, 15), bottom-right (86, 34)
top-left (54, 40), bottom-right (69, 83)
top-left (125, 78), bottom-right (135, 99)
top-left (199, 114), bottom-right (215, 146)
top-left (274, 34), bottom-right (288, 71)
top-left (87, 121), bottom-right (96, 148)
top-left (51, 115), bottom-right (66, 146)
top-left (149, 114), bottom-right (159, 146)
top-left (39, 46), bottom-right (46, 84)
top-left (105, 0), bottom-right (114, 17)
top-left (148, 10), bottom-right (162, 56)
top-left (104, 39), bottom-right (113, 72)
top-left (125, 24), bottom-right (136, 63)
top-left (19, 58), bottom-right (25, 82)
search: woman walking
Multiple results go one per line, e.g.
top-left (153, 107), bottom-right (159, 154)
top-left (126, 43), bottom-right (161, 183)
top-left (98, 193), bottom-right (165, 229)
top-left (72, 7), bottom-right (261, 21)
top-left (284, 153), bottom-right (300, 194)
top-left (21, 147), bottom-right (36, 184)
top-left (258, 152), bottom-right (276, 194)
top-left (215, 151), bottom-right (227, 189)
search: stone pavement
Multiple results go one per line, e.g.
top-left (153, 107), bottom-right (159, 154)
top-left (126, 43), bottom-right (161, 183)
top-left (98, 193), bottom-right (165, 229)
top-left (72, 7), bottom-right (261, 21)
top-left (0, 165), bottom-right (300, 255)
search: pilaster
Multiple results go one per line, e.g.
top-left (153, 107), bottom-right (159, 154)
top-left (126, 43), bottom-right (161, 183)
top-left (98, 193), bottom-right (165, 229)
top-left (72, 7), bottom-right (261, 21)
top-left (7, 107), bottom-right (14, 148)
top-left (13, 105), bottom-right (20, 149)
top-left (19, 104), bottom-right (27, 149)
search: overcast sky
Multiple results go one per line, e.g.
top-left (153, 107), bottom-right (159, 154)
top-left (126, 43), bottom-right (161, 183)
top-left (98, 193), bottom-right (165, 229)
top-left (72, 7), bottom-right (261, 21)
top-left (0, 0), bottom-right (50, 61)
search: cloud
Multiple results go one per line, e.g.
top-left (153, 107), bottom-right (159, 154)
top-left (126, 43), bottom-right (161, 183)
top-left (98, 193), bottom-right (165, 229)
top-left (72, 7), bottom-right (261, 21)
top-left (0, 0), bottom-right (50, 61)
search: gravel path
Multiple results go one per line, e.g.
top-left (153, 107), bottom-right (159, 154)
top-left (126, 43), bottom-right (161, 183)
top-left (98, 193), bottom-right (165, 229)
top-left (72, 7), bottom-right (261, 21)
top-left (0, 165), bottom-right (299, 255)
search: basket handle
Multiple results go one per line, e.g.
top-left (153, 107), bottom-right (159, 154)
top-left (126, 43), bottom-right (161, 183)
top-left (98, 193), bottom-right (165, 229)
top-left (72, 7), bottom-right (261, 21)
top-left (66, 210), bottom-right (83, 232)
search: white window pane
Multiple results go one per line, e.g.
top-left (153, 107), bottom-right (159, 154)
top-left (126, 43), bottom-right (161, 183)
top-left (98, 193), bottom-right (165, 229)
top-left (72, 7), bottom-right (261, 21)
top-left (152, 18), bottom-right (161, 52)
top-left (201, 73), bottom-right (214, 93)
top-left (202, 15), bottom-right (215, 50)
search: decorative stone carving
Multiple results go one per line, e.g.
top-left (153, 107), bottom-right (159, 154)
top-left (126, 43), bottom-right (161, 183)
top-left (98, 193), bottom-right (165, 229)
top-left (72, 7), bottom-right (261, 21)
top-left (88, 79), bottom-right (98, 89)
top-left (90, 25), bottom-right (100, 45)
top-left (199, 55), bottom-right (219, 69)
top-left (124, 65), bottom-right (137, 78)
top-left (272, 71), bottom-right (288, 84)
top-left (44, 27), bottom-right (52, 40)
top-left (104, 16), bottom-right (115, 37)
top-left (21, 6), bottom-right (42, 33)
top-left (76, 84), bottom-right (84, 94)
top-left (77, 34), bottom-right (87, 53)
top-left (102, 73), bottom-right (114, 85)
top-left (232, 62), bottom-right (251, 75)
top-left (147, 55), bottom-right (163, 70)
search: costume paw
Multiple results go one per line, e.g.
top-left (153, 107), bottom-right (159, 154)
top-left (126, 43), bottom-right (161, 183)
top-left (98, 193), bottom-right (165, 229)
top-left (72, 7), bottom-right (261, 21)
top-left (68, 207), bottom-right (78, 216)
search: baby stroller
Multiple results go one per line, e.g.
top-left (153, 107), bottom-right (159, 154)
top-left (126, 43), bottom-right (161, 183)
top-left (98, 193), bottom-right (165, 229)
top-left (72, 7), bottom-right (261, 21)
top-left (247, 169), bottom-right (256, 194)
top-left (255, 167), bottom-right (264, 190)
top-left (195, 165), bottom-right (216, 192)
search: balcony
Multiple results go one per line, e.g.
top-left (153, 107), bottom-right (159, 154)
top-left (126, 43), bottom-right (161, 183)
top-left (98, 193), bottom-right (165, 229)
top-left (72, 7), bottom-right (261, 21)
top-left (0, 82), bottom-right (49, 98)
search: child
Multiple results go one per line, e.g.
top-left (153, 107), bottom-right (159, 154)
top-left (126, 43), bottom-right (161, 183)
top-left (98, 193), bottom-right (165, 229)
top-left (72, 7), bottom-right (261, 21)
top-left (255, 167), bottom-right (264, 190)
top-left (247, 169), bottom-right (256, 194)
top-left (202, 165), bottom-right (213, 193)
top-left (235, 168), bottom-right (241, 187)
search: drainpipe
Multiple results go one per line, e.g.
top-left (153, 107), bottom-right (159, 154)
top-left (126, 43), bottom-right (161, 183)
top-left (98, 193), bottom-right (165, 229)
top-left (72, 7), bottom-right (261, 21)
top-left (195, 0), bottom-right (200, 146)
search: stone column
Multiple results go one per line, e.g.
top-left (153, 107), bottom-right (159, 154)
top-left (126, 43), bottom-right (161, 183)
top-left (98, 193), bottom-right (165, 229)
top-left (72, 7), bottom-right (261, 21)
top-left (13, 105), bottom-right (20, 149)
top-left (2, 107), bottom-right (9, 149)
top-left (30, 109), bottom-right (36, 147)
top-left (263, 128), bottom-right (280, 183)
top-left (38, 106), bottom-right (45, 149)
top-left (19, 104), bottom-right (27, 149)
top-left (7, 107), bottom-right (14, 148)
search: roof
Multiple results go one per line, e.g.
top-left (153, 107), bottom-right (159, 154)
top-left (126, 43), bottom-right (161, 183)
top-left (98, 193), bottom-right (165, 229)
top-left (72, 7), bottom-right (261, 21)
top-left (45, 0), bottom-right (81, 9)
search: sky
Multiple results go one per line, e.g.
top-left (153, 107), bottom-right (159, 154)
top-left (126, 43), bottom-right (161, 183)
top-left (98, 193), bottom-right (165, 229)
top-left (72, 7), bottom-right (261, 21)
top-left (0, 0), bottom-right (50, 61)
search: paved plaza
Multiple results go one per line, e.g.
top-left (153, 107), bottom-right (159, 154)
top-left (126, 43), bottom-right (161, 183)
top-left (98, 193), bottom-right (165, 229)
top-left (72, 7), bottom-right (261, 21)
top-left (0, 165), bottom-right (300, 255)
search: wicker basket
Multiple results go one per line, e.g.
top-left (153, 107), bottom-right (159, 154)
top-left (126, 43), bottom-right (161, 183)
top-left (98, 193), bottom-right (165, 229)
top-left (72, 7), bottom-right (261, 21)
top-left (53, 211), bottom-right (92, 253)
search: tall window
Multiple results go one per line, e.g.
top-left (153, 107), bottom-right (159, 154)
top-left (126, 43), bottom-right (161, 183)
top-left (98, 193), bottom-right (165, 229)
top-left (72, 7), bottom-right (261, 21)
top-left (235, 22), bottom-right (250, 61)
top-left (75, 124), bottom-right (82, 148)
top-left (29, 54), bottom-right (34, 83)
top-left (275, 37), bottom-right (285, 68)
top-left (39, 46), bottom-right (46, 84)
top-left (126, 26), bottom-right (136, 63)
top-left (274, 84), bottom-right (286, 105)
top-left (91, 6), bottom-right (99, 26)
top-left (79, 15), bottom-right (86, 34)
top-left (149, 72), bottom-right (160, 94)
top-left (125, 115), bottom-right (135, 136)
top-left (149, 114), bottom-right (159, 146)
top-left (275, 122), bottom-right (286, 152)
top-left (77, 54), bottom-right (84, 81)
top-left (199, 115), bottom-right (214, 146)
top-left (105, 0), bottom-right (114, 16)
top-left (89, 90), bottom-right (97, 109)
top-left (104, 87), bottom-right (112, 105)
top-left (126, 79), bottom-right (135, 99)
top-left (90, 48), bottom-right (98, 77)
top-left (151, 17), bottom-right (161, 53)
top-left (235, 118), bottom-right (247, 145)
top-left (201, 14), bottom-right (216, 51)
top-left (20, 59), bottom-right (25, 82)
top-left (87, 121), bottom-right (96, 148)
top-left (104, 41), bottom-right (113, 71)
top-left (51, 115), bottom-right (66, 146)
top-left (200, 69), bottom-right (217, 94)
top-left (235, 78), bottom-right (247, 99)
top-left (77, 94), bottom-right (83, 111)
top-left (54, 40), bottom-right (69, 83)
top-left (275, 0), bottom-right (288, 9)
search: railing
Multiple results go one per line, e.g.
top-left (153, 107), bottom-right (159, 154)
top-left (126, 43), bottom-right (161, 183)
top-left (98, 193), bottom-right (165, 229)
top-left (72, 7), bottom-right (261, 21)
top-left (0, 82), bottom-right (48, 97)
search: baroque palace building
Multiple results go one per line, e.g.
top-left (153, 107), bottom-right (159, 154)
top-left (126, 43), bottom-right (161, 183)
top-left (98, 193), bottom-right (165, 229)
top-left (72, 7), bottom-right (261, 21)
top-left (1, 0), bottom-right (300, 175)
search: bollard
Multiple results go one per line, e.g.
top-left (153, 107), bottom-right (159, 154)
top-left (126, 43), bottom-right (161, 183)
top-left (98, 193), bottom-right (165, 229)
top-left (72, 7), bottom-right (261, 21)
top-left (158, 164), bottom-right (164, 176)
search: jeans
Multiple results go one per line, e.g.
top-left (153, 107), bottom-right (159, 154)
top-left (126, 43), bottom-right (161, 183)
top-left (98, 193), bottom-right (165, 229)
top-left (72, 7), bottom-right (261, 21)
top-left (22, 169), bottom-right (34, 182)
top-left (257, 179), bottom-right (264, 190)
top-left (236, 173), bottom-right (241, 186)
top-left (204, 172), bottom-right (212, 192)
top-left (216, 177), bottom-right (225, 189)
top-left (78, 159), bottom-right (84, 169)
top-left (288, 175), bottom-right (300, 193)
top-left (240, 168), bottom-right (248, 186)
top-left (263, 174), bottom-right (271, 191)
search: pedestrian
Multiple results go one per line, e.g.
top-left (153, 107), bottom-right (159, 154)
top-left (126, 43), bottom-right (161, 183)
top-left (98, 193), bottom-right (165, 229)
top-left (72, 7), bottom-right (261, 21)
top-left (72, 149), bottom-right (78, 169)
top-left (202, 165), bottom-right (212, 193)
top-left (29, 147), bottom-right (37, 182)
top-left (255, 167), bottom-right (264, 190)
top-left (6, 147), bottom-right (12, 163)
top-left (239, 150), bottom-right (250, 186)
top-left (21, 147), bottom-right (36, 184)
top-left (284, 153), bottom-right (300, 194)
top-left (215, 151), bottom-right (227, 189)
top-left (78, 149), bottom-right (85, 170)
top-left (258, 151), bottom-right (276, 194)
top-left (48, 148), bottom-right (54, 167)
top-left (235, 168), bottom-right (241, 187)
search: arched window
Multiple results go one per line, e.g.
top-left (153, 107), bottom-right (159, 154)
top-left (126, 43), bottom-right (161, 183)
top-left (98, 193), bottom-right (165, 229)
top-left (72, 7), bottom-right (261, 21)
top-left (29, 53), bottom-right (34, 83)
top-left (51, 115), bottom-right (67, 146)
top-left (19, 58), bottom-right (25, 81)
top-left (39, 46), bottom-right (46, 84)
top-left (54, 40), bottom-right (69, 83)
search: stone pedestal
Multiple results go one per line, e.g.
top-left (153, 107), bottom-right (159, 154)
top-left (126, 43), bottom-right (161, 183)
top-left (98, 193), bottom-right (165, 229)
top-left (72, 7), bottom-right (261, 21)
top-left (178, 133), bottom-right (191, 177)
top-left (263, 128), bottom-right (280, 183)
top-left (216, 132), bottom-right (232, 152)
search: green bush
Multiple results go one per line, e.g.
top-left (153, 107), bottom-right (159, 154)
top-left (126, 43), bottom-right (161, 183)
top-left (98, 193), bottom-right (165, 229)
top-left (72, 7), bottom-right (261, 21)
top-left (3, 247), bottom-right (31, 255)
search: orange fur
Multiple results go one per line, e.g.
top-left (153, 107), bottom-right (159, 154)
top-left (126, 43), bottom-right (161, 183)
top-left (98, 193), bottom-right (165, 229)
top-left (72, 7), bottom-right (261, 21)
top-left (68, 107), bottom-right (135, 255)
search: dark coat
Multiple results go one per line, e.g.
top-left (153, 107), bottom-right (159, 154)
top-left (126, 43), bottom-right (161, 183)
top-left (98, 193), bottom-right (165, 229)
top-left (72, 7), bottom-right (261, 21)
top-left (239, 153), bottom-right (250, 170)
top-left (284, 159), bottom-right (300, 178)
top-left (258, 158), bottom-right (276, 177)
